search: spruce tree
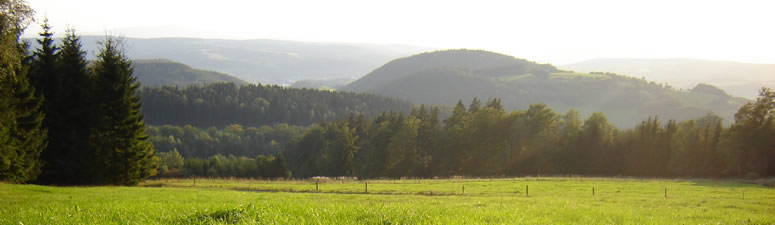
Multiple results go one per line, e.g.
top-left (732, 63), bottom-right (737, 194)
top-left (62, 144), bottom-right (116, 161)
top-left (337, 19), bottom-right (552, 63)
top-left (91, 37), bottom-right (158, 185)
top-left (468, 97), bottom-right (481, 113)
top-left (444, 99), bottom-right (467, 129)
top-left (60, 27), bottom-right (97, 183)
top-left (0, 0), bottom-right (46, 183)
top-left (28, 19), bottom-right (63, 184)
top-left (5, 64), bottom-right (47, 183)
top-left (36, 27), bottom-right (96, 184)
top-left (28, 18), bottom-right (58, 98)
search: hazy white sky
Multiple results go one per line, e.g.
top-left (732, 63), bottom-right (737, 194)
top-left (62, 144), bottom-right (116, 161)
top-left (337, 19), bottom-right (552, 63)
top-left (25, 0), bottom-right (775, 64)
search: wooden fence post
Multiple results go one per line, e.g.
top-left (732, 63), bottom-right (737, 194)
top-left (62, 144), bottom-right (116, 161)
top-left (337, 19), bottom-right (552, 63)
top-left (526, 185), bottom-right (529, 197)
top-left (365, 182), bottom-right (368, 193)
top-left (593, 186), bottom-right (595, 196)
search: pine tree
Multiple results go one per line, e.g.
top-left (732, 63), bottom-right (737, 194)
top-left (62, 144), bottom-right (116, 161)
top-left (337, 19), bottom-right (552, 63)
top-left (91, 37), bottom-right (158, 185)
top-left (485, 98), bottom-right (504, 112)
top-left (28, 19), bottom-right (63, 183)
top-left (28, 18), bottom-right (58, 98)
top-left (0, 0), bottom-right (46, 183)
top-left (443, 99), bottom-right (467, 129)
top-left (468, 97), bottom-right (481, 113)
top-left (5, 66), bottom-right (47, 183)
top-left (36, 27), bottom-right (96, 184)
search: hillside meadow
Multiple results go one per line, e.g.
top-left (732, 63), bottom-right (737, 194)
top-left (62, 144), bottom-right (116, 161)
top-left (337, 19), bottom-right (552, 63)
top-left (2, 177), bottom-right (774, 224)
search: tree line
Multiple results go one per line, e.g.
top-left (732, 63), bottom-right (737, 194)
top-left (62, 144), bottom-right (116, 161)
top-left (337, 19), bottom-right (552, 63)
top-left (0, 3), bottom-right (156, 185)
top-left (139, 82), bottom-right (414, 128)
top-left (147, 124), bottom-right (304, 158)
top-left (285, 91), bottom-right (774, 178)
top-left (156, 149), bottom-right (290, 178)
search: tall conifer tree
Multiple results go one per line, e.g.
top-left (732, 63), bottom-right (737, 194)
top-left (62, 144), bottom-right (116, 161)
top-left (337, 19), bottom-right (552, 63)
top-left (28, 18), bottom-right (58, 98)
top-left (36, 27), bottom-right (96, 184)
top-left (28, 19), bottom-right (63, 183)
top-left (6, 61), bottom-right (46, 183)
top-left (0, 0), bottom-right (46, 183)
top-left (91, 37), bottom-right (158, 185)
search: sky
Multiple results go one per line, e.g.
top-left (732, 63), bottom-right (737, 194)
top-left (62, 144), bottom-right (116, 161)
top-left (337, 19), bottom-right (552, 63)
top-left (24, 0), bottom-right (775, 65)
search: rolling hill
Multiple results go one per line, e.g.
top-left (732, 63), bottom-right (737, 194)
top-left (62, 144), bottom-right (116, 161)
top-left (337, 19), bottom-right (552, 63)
top-left (133, 59), bottom-right (249, 87)
top-left (562, 58), bottom-right (775, 99)
top-left (62, 36), bottom-right (430, 85)
top-left (342, 49), bottom-right (749, 127)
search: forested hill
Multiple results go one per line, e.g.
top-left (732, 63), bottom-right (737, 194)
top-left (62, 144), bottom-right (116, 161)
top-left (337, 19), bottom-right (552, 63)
top-left (139, 83), bottom-right (414, 127)
top-left (133, 59), bottom-right (249, 87)
top-left (562, 58), bottom-right (775, 99)
top-left (341, 49), bottom-right (749, 127)
top-left (343, 49), bottom-right (559, 92)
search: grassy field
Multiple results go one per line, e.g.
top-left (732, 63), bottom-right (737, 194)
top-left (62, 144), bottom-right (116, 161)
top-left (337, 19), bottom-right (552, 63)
top-left (2, 177), bottom-right (774, 224)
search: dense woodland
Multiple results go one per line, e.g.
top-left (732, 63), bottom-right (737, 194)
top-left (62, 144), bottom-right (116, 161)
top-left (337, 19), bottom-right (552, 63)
top-left (156, 149), bottom-right (290, 178)
top-left (139, 83), bottom-right (414, 127)
top-left (154, 91), bottom-right (774, 179)
top-left (279, 95), bottom-right (774, 178)
top-left (147, 124), bottom-right (304, 158)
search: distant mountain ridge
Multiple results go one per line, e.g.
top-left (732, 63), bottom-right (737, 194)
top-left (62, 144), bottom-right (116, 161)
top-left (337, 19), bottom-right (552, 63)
top-left (562, 58), bottom-right (775, 99)
top-left (343, 49), bottom-right (749, 127)
top-left (133, 59), bottom-right (248, 87)
top-left (38, 36), bottom-right (430, 85)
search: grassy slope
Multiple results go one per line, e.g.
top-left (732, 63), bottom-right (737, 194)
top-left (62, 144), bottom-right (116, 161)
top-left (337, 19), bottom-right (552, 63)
top-left (2, 178), bottom-right (774, 224)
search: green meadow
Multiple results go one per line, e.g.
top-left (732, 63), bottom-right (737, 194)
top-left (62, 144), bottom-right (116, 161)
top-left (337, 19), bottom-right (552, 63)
top-left (2, 178), bottom-right (774, 225)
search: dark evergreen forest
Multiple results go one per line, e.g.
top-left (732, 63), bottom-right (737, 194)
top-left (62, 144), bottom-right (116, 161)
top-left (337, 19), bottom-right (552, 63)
top-left (139, 83), bottom-right (414, 127)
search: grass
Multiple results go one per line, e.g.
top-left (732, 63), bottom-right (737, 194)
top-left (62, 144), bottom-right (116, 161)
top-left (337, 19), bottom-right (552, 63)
top-left (2, 177), bottom-right (774, 224)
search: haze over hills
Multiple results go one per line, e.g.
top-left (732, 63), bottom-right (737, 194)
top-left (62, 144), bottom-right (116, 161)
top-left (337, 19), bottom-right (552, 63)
top-left (67, 36), bottom-right (431, 85)
top-left (342, 49), bottom-right (749, 127)
top-left (562, 58), bottom-right (775, 99)
top-left (31, 36), bottom-right (772, 96)
top-left (290, 78), bottom-right (353, 90)
top-left (133, 59), bottom-right (248, 87)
